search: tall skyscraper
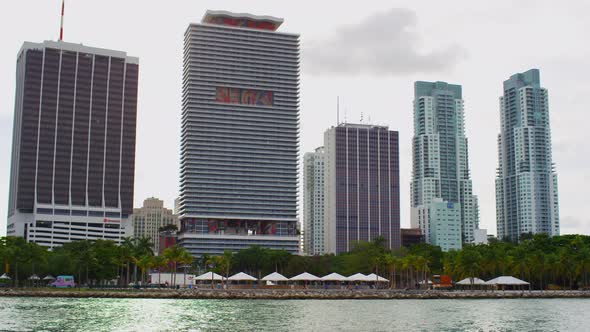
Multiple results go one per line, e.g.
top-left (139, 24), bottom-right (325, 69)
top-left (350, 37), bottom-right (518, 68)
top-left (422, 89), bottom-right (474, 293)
top-left (303, 147), bottom-right (325, 255)
top-left (132, 197), bottom-right (178, 253)
top-left (323, 124), bottom-right (401, 253)
top-left (178, 10), bottom-right (300, 256)
top-left (495, 69), bottom-right (559, 241)
top-left (410, 81), bottom-right (479, 250)
top-left (7, 40), bottom-right (139, 247)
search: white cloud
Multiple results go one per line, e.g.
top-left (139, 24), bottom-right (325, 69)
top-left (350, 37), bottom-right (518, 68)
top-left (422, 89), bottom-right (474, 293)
top-left (304, 8), bottom-right (466, 76)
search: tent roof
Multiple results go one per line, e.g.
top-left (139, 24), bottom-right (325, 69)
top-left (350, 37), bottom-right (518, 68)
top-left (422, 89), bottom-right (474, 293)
top-left (366, 273), bottom-right (389, 282)
top-left (0, 273), bottom-right (11, 280)
top-left (261, 272), bottom-right (289, 281)
top-left (346, 273), bottom-right (370, 282)
top-left (456, 277), bottom-right (486, 285)
top-left (28, 274), bottom-right (40, 280)
top-left (486, 276), bottom-right (529, 285)
top-left (42, 275), bottom-right (55, 280)
top-left (194, 272), bottom-right (224, 281)
top-left (290, 272), bottom-right (320, 281)
top-left (227, 272), bottom-right (257, 281)
top-left (321, 272), bottom-right (347, 281)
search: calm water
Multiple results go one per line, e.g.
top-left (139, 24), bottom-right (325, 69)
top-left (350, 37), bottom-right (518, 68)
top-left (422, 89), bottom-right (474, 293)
top-left (1, 297), bottom-right (589, 331)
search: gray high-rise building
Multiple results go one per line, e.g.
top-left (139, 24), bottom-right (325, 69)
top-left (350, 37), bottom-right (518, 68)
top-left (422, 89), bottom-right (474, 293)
top-left (324, 124), bottom-right (401, 253)
top-left (410, 81), bottom-right (479, 250)
top-left (303, 147), bottom-right (325, 255)
top-left (177, 10), bottom-right (300, 256)
top-left (495, 69), bottom-right (559, 241)
top-left (7, 40), bottom-right (139, 247)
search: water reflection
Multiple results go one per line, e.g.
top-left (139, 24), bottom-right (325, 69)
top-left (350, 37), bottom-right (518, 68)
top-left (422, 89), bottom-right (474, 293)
top-left (0, 297), bottom-right (588, 331)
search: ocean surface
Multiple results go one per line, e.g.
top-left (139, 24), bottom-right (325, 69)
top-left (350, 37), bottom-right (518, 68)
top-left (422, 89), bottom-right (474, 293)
top-left (1, 297), bottom-right (589, 331)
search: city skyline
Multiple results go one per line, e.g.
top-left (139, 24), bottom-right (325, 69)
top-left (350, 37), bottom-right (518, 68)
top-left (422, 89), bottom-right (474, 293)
top-left (1, 1), bottom-right (590, 237)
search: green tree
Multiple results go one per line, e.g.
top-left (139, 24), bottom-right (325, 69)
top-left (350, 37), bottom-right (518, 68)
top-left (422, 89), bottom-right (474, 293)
top-left (135, 255), bottom-right (153, 285)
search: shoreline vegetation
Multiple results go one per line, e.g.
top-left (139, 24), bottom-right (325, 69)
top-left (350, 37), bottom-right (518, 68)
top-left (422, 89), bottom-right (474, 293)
top-left (3, 233), bottom-right (590, 291)
top-left (2, 288), bottom-right (590, 300)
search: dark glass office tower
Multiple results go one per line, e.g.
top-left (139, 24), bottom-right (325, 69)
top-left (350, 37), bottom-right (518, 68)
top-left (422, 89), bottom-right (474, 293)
top-left (7, 40), bottom-right (139, 248)
top-left (323, 124), bottom-right (401, 253)
top-left (178, 10), bottom-right (300, 256)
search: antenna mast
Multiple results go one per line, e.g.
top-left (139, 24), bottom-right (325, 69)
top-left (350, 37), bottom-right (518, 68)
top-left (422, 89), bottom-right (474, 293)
top-left (59, 0), bottom-right (65, 41)
top-left (337, 96), bottom-right (340, 125)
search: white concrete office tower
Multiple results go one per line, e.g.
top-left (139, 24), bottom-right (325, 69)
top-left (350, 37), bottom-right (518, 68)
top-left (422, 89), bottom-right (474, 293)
top-left (132, 198), bottom-right (179, 253)
top-left (7, 40), bottom-right (138, 248)
top-left (303, 147), bottom-right (325, 255)
top-left (410, 81), bottom-right (479, 250)
top-left (178, 11), bottom-right (300, 256)
top-left (496, 69), bottom-right (559, 241)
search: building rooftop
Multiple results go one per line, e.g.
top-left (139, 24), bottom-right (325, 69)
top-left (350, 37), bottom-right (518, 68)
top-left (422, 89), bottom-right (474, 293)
top-left (201, 10), bottom-right (283, 31)
top-left (20, 40), bottom-right (139, 64)
top-left (336, 123), bottom-right (389, 130)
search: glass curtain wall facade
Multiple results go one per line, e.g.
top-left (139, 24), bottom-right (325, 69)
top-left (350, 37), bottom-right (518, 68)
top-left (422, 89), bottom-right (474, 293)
top-left (410, 81), bottom-right (479, 249)
top-left (7, 41), bottom-right (138, 247)
top-left (324, 124), bottom-right (401, 254)
top-left (495, 69), bottom-right (559, 241)
top-left (303, 147), bottom-right (325, 255)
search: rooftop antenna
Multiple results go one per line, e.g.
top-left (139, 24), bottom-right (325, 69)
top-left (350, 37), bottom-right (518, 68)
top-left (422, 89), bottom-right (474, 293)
top-left (337, 96), bottom-right (340, 125)
top-left (360, 112), bottom-right (364, 124)
top-left (344, 107), bottom-right (347, 124)
top-left (59, 0), bottom-right (65, 41)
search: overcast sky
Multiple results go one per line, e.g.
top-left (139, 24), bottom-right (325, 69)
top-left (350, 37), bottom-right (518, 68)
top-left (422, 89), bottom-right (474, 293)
top-left (1, 0), bottom-right (589, 237)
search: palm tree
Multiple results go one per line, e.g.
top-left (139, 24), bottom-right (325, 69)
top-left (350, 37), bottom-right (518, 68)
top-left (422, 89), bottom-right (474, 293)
top-left (135, 255), bottom-right (153, 285)
top-left (121, 237), bottom-right (135, 285)
top-left (163, 245), bottom-right (190, 286)
top-left (576, 246), bottom-right (590, 288)
top-left (151, 255), bottom-right (168, 285)
top-left (457, 247), bottom-right (482, 289)
top-left (178, 250), bottom-right (194, 286)
top-left (383, 253), bottom-right (400, 289)
top-left (402, 255), bottom-right (416, 288)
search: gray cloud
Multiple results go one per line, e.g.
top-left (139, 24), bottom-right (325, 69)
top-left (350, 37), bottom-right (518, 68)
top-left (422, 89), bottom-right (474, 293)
top-left (304, 8), bottom-right (466, 76)
top-left (560, 216), bottom-right (590, 234)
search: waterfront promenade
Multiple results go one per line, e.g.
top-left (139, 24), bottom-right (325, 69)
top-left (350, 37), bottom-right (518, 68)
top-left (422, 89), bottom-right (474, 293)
top-left (2, 288), bottom-right (590, 300)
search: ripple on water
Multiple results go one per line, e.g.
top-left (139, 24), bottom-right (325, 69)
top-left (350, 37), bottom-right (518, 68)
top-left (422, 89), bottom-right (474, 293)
top-left (0, 297), bottom-right (588, 331)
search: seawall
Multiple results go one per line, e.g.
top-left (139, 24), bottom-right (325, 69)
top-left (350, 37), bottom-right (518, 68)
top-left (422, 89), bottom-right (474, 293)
top-left (2, 289), bottom-right (590, 300)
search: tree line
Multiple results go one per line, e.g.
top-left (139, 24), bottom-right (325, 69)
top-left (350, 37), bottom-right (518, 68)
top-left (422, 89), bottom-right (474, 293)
top-left (0, 236), bottom-right (191, 287)
top-left (2, 234), bottom-right (590, 289)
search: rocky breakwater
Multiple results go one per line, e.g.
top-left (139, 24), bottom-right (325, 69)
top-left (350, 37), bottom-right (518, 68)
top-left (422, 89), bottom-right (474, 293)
top-left (2, 288), bottom-right (590, 300)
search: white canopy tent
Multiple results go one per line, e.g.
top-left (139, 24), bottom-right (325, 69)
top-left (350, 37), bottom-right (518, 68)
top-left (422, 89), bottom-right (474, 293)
top-left (0, 273), bottom-right (11, 280)
top-left (486, 276), bottom-right (529, 286)
top-left (367, 273), bottom-right (389, 282)
top-left (321, 273), bottom-right (347, 282)
top-left (227, 272), bottom-right (257, 281)
top-left (261, 272), bottom-right (289, 282)
top-left (43, 275), bottom-right (55, 281)
top-left (346, 273), bottom-right (371, 282)
top-left (194, 272), bottom-right (224, 281)
top-left (290, 272), bottom-right (321, 281)
top-left (456, 277), bottom-right (486, 285)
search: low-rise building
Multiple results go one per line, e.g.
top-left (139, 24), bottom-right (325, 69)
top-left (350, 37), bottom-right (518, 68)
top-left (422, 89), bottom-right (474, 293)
top-left (415, 198), bottom-right (462, 251)
top-left (401, 228), bottom-right (424, 247)
top-left (132, 198), bottom-right (178, 253)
